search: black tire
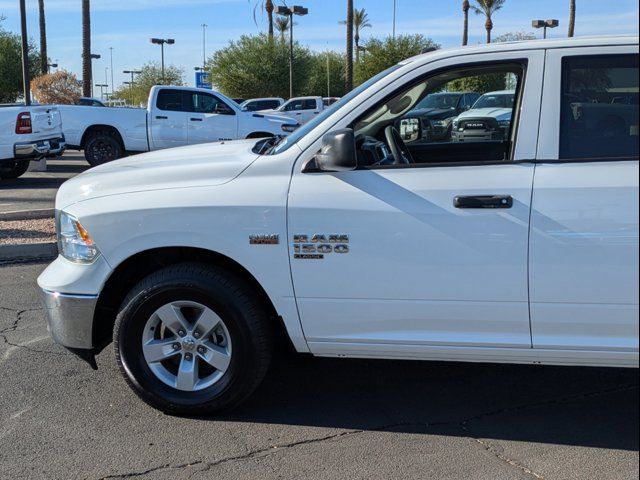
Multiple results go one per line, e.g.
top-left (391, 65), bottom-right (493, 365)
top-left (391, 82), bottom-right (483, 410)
top-left (113, 262), bottom-right (273, 415)
top-left (0, 160), bottom-right (30, 179)
top-left (84, 131), bottom-right (123, 167)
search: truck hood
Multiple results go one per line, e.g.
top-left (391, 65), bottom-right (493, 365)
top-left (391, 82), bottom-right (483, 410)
top-left (456, 107), bottom-right (512, 121)
top-left (56, 140), bottom-right (260, 209)
top-left (250, 112), bottom-right (297, 125)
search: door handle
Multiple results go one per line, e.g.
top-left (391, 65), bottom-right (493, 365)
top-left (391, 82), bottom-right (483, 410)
top-left (155, 115), bottom-right (168, 120)
top-left (454, 195), bottom-right (513, 209)
top-left (190, 118), bottom-right (203, 122)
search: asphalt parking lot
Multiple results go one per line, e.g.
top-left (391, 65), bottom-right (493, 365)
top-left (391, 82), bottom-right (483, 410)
top-left (0, 152), bottom-right (89, 214)
top-left (0, 261), bottom-right (638, 480)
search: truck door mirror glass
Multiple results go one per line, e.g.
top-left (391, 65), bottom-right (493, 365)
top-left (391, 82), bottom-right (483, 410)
top-left (314, 129), bottom-right (357, 172)
top-left (398, 117), bottom-right (421, 143)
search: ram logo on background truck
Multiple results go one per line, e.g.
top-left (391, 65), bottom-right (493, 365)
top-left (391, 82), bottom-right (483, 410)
top-left (39, 36), bottom-right (639, 415)
top-left (58, 86), bottom-right (298, 166)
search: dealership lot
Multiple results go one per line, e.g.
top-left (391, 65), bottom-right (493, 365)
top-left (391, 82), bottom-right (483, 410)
top-left (0, 261), bottom-right (637, 480)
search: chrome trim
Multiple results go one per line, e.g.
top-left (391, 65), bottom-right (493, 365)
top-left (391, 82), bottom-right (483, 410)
top-left (41, 289), bottom-right (98, 349)
top-left (14, 137), bottom-right (66, 159)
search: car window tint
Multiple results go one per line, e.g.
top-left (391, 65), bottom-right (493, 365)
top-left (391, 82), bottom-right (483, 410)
top-left (302, 99), bottom-right (317, 110)
top-left (156, 90), bottom-right (184, 111)
top-left (560, 54), bottom-right (639, 159)
top-left (284, 100), bottom-right (303, 111)
top-left (191, 93), bottom-right (219, 113)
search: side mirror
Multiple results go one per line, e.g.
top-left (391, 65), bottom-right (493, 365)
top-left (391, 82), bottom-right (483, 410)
top-left (314, 129), bottom-right (357, 172)
top-left (398, 118), bottom-right (421, 143)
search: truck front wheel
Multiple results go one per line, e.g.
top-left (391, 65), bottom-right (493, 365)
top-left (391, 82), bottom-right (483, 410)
top-left (84, 132), bottom-right (123, 167)
top-left (113, 263), bottom-right (273, 415)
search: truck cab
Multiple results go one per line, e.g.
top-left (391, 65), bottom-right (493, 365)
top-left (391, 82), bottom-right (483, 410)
top-left (39, 37), bottom-right (639, 415)
top-left (266, 96), bottom-right (324, 124)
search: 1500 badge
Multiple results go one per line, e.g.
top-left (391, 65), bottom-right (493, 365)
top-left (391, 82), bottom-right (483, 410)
top-left (293, 234), bottom-right (349, 259)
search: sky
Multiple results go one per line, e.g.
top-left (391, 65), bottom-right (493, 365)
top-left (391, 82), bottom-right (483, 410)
top-left (1, 0), bottom-right (639, 94)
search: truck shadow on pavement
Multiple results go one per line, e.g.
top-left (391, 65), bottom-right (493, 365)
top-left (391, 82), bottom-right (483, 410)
top-left (214, 355), bottom-right (639, 451)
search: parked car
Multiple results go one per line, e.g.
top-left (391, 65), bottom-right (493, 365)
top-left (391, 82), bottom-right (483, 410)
top-left (58, 86), bottom-right (298, 166)
top-left (451, 90), bottom-right (515, 142)
top-left (399, 92), bottom-right (480, 143)
top-left (39, 36), bottom-right (639, 415)
top-left (77, 97), bottom-right (106, 107)
top-left (0, 104), bottom-right (65, 179)
top-left (323, 97), bottom-right (341, 106)
top-left (263, 96), bottom-right (324, 124)
top-left (240, 97), bottom-right (285, 111)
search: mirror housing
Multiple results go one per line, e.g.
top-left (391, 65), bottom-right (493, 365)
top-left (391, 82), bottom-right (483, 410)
top-left (314, 129), bottom-right (357, 172)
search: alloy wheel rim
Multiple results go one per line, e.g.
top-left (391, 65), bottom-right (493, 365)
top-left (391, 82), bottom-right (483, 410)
top-left (141, 300), bottom-right (232, 392)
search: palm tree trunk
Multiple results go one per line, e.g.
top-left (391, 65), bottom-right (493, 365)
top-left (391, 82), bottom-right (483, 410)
top-left (568, 0), bottom-right (576, 37)
top-left (266, 0), bottom-right (274, 39)
top-left (345, 0), bottom-right (354, 92)
top-left (485, 17), bottom-right (493, 44)
top-left (462, 0), bottom-right (469, 46)
top-left (38, 0), bottom-right (47, 75)
top-left (82, 0), bottom-right (91, 97)
top-left (355, 29), bottom-right (360, 63)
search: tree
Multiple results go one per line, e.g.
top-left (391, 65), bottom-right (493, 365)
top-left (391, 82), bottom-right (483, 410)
top-left (251, 0), bottom-right (275, 39)
top-left (275, 16), bottom-right (289, 41)
top-left (0, 22), bottom-right (42, 103)
top-left (345, 0), bottom-right (354, 92)
top-left (493, 31), bottom-right (536, 42)
top-left (207, 34), bottom-right (312, 99)
top-left (472, 0), bottom-right (506, 43)
top-left (31, 70), bottom-right (81, 104)
top-left (302, 51), bottom-right (347, 98)
top-left (354, 35), bottom-right (439, 86)
top-left (111, 63), bottom-right (184, 106)
top-left (568, 0), bottom-right (576, 37)
top-left (81, 0), bottom-right (91, 97)
top-left (447, 74), bottom-right (508, 94)
top-left (38, 0), bottom-right (48, 75)
top-left (462, 0), bottom-right (470, 46)
top-left (341, 8), bottom-right (372, 63)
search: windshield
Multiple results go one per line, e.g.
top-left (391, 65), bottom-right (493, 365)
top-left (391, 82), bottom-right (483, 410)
top-left (270, 64), bottom-right (402, 155)
top-left (415, 93), bottom-right (461, 110)
top-left (472, 93), bottom-right (514, 109)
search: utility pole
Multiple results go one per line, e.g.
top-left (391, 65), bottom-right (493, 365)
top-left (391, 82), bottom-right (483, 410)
top-left (275, 6), bottom-right (308, 99)
top-left (109, 47), bottom-right (115, 97)
top-left (392, 0), bottom-right (397, 40)
top-left (201, 24), bottom-right (208, 69)
top-left (19, 0), bottom-right (31, 105)
top-left (327, 50), bottom-right (330, 98)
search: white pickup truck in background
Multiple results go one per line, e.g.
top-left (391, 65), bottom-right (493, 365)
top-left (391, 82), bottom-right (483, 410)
top-left (59, 86), bottom-right (299, 166)
top-left (263, 96), bottom-right (325, 124)
top-left (0, 104), bottom-right (65, 179)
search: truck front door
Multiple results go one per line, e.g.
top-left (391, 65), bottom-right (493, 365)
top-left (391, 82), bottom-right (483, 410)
top-left (186, 92), bottom-right (238, 143)
top-left (287, 52), bottom-right (545, 357)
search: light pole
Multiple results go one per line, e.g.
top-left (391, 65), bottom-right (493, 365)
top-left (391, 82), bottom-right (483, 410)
top-left (89, 53), bottom-right (101, 98)
top-left (46, 63), bottom-right (58, 74)
top-left (123, 70), bottom-right (142, 105)
top-left (150, 38), bottom-right (175, 83)
top-left (392, 0), bottom-right (397, 40)
top-left (201, 24), bottom-right (208, 69)
top-left (19, 0), bottom-right (30, 105)
top-left (532, 19), bottom-right (559, 39)
top-left (95, 83), bottom-right (108, 101)
top-left (109, 47), bottom-right (115, 97)
top-left (275, 5), bottom-right (308, 99)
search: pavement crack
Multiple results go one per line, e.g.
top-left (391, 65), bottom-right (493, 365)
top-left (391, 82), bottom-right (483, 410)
top-left (99, 461), bottom-right (204, 479)
top-left (0, 306), bottom-right (64, 357)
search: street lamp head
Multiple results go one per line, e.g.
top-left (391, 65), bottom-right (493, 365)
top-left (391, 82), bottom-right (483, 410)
top-left (545, 19), bottom-right (559, 28)
top-left (90, 53), bottom-right (101, 59)
top-left (532, 20), bottom-right (545, 28)
top-left (274, 6), bottom-right (292, 16)
top-left (292, 6), bottom-right (308, 16)
top-left (167, 39), bottom-right (175, 45)
top-left (150, 38), bottom-right (163, 45)
top-left (48, 63), bottom-right (58, 68)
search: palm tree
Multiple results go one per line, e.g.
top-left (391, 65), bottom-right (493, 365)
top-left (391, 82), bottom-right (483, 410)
top-left (341, 8), bottom-right (372, 63)
top-left (345, 0), bottom-right (354, 92)
top-left (251, 0), bottom-right (275, 39)
top-left (82, 0), bottom-right (91, 97)
top-left (462, 0), bottom-right (470, 46)
top-left (275, 16), bottom-right (289, 41)
top-left (568, 0), bottom-right (576, 37)
top-left (472, 0), bottom-right (506, 44)
top-left (38, 0), bottom-right (47, 75)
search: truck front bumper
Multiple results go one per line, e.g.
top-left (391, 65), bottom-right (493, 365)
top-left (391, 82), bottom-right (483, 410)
top-left (41, 289), bottom-right (98, 350)
top-left (14, 136), bottom-right (66, 159)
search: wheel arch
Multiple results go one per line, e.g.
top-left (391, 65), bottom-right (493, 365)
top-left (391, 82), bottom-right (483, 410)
top-left (93, 246), bottom-right (291, 354)
top-left (80, 124), bottom-right (126, 151)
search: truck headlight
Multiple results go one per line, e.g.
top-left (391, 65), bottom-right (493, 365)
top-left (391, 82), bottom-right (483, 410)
top-left (58, 211), bottom-right (100, 263)
top-left (282, 123), bottom-right (299, 133)
top-left (431, 120), bottom-right (447, 127)
top-left (498, 120), bottom-right (511, 128)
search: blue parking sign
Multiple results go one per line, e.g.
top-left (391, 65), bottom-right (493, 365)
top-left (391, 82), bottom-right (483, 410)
top-left (195, 71), bottom-right (212, 89)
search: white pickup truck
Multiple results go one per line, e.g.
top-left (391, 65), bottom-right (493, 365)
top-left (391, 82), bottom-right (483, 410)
top-left (59, 86), bottom-right (299, 166)
top-left (0, 104), bottom-right (65, 179)
top-left (263, 96), bottom-right (325, 124)
top-left (39, 36), bottom-right (639, 415)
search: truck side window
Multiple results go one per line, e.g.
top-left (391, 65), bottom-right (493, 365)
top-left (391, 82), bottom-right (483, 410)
top-left (283, 100), bottom-right (303, 112)
top-left (302, 99), bottom-right (317, 110)
top-left (560, 54), bottom-right (639, 160)
top-left (156, 90), bottom-right (184, 111)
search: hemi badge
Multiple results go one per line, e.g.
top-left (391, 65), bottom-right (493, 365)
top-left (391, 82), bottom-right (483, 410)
top-left (250, 234), bottom-right (280, 245)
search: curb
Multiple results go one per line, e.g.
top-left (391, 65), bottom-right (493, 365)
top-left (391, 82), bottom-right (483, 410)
top-left (0, 209), bottom-right (55, 222)
top-left (0, 242), bottom-right (57, 263)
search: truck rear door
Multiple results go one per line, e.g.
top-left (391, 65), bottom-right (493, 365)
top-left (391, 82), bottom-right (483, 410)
top-left (149, 89), bottom-right (188, 150)
top-left (531, 45), bottom-right (639, 357)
